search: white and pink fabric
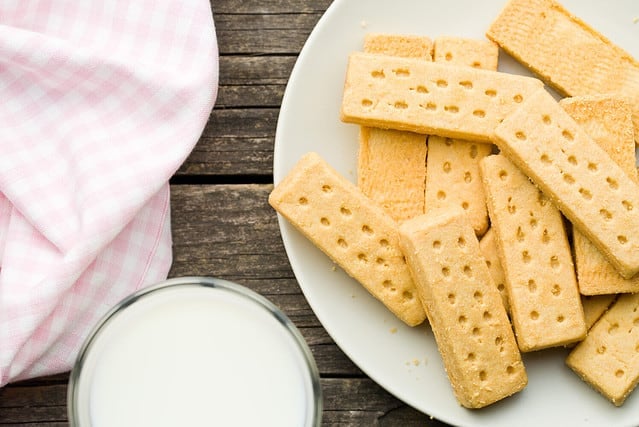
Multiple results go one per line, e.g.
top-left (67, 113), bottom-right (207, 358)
top-left (0, 1), bottom-right (218, 385)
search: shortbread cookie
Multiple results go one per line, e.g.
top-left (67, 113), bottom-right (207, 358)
top-left (581, 294), bottom-right (616, 330)
top-left (560, 96), bottom-right (639, 294)
top-left (493, 89), bottom-right (639, 279)
top-left (480, 154), bottom-right (586, 351)
top-left (358, 128), bottom-right (427, 222)
top-left (424, 38), bottom-right (498, 236)
top-left (358, 34), bottom-right (431, 222)
top-left (399, 211), bottom-right (526, 408)
top-left (425, 136), bottom-right (492, 235)
top-left (340, 52), bottom-right (543, 142)
top-left (479, 228), bottom-right (509, 314)
top-left (433, 36), bottom-right (499, 70)
top-left (269, 153), bottom-right (426, 326)
top-left (567, 293), bottom-right (639, 406)
top-left (486, 0), bottom-right (639, 142)
top-left (363, 33), bottom-right (433, 59)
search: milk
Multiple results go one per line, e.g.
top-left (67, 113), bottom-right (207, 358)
top-left (70, 281), bottom-right (319, 426)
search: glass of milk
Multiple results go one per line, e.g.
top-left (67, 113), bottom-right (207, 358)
top-left (68, 277), bottom-right (322, 426)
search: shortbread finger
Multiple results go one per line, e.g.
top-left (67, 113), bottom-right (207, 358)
top-left (581, 295), bottom-right (616, 330)
top-left (399, 211), bottom-right (526, 408)
top-left (358, 34), bottom-right (431, 222)
top-left (560, 96), bottom-right (639, 294)
top-left (480, 154), bottom-right (585, 351)
top-left (567, 293), bottom-right (639, 406)
top-left (486, 0), bottom-right (639, 142)
top-left (424, 38), bottom-right (498, 236)
top-left (269, 152), bottom-right (426, 326)
top-left (479, 228), bottom-right (509, 314)
top-left (340, 52), bottom-right (543, 142)
top-left (425, 136), bottom-right (492, 235)
top-left (493, 89), bottom-right (639, 279)
top-left (433, 36), bottom-right (499, 70)
top-left (363, 33), bottom-right (433, 59)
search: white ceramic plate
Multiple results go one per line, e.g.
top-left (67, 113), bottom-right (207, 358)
top-left (273, 1), bottom-right (639, 426)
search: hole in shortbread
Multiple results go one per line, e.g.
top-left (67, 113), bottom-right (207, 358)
top-left (376, 257), bottom-right (386, 265)
top-left (507, 365), bottom-right (516, 374)
top-left (561, 129), bottom-right (574, 141)
top-left (538, 193), bottom-right (548, 207)
top-left (542, 115), bottom-right (552, 124)
top-left (483, 311), bottom-right (491, 321)
top-left (322, 185), bottom-right (332, 193)
top-left (402, 290), bottom-right (413, 300)
top-left (606, 177), bottom-right (619, 190)
top-left (530, 218), bottom-right (537, 228)
top-left (424, 102), bottom-right (437, 111)
top-left (597, 345), bottom-right (606, 354)
top-left (298, 197), bottom-right (308, 205)
top-left (357, 253), bottom-right (368, 263)
top-left (528, 279), bottom-right (537, 292)
top-left (608, 323), bottom-right (619, 334)
top-left (463, 266), bottom-right (473, 277)
top-left (443, 162), bottom-right (451, 173)
top-left (458, 315), bottom-right (468, 325)
top-left (437, 79), bottom-right (448, 88)
top-left (437, 191), bottom-right (446, 200)
top-left (513, 94), bottom-right (523, 103)
top-left (379, 239), bottom-right (389, 247)
top-left (557, 315), bottom-right (565, 323)
top-left (416, 85), bottom-right (428, 93)
top-left (552, 284), bottom-right (561, 296)
top-left (600, 209), bottom-right (613, 221)
top-left (568, 155), bottom-right (577, 165)
top-left (337, 238), bottom-right (348, 248)
top-left (623, 200), bottom-right (634, 211)
top-left (442, 267), bottom-right (450, 277)
top-left (473, 109), bottom-right (486, 118)
top-left (340, 207), bottom-right (352, 216)
top-left (550, 255), bottom-right (560, 269)
top-left (473, 290), bottom-right (483, 302)
top-left (495, 336), bottom-right (503, 346)
top-left (448, 293), bottom-right (456, 304)
top-left (432, 240), bottom-right (441, 249)
top-left (362, 225), bottom-right (373, 235)
top-left (515, 131), bottom-right (526, 141)
top-left (459, 80), bottom-right (473, 89)
top-left (472, 327), bottom-right (480, 336)
top-left (457, 236), bottom-right (466, 247)
top-left (618, 235), bottom-right (628, 244)
top-left (616, 369), bottom-right (625, 378)
top-left (522, 251), bottom-right (531, 263)
top-left (579, 188), bottom-right (592, 200)
top-left (507, 197), bottom-right (516, 214)
top-left (394, 101), bottom-right (408, 109)
top-left (516, 227), bottom-right (525, 241)
top-left (472, 61), bottom-right (481, 68)
top-left (540, 154), bottom-right (552, 164)
top-left (486, 260), bottom-right (492, 268)
top-left (466, 352), bottom-right (476, 361)
top-left (445, 52), bottom-right (452, 61)
top-left (382, 280), bottom-right (392, 289)
top-left (470, 145), bottom-right (478, 159)
top-left (563, 174), bottom-right (575, 184)
top-left (371, 70), bottom-right (385, 78)
top-left (320, 217), bottom-right (330, 226)
top-left (461, 201), bottom-right (469, 210)
top-left (444, 105), bottom-right (459, 113)
top-left (588, 162), bottom-right (598, 172)
top-left (362, 99), bottom-right (373, 107)
top-left (393, 68), bottom-right (410, 77)
top-left (464, 171), bottom-right (473, 184)
top-left (530, 311), bottom-right (539, 320)
top-left (485, 89), bottom-right (497, 97)
top-left (499, 170), bottom-right (508, 180)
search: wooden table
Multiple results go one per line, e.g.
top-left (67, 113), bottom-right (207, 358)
top-left (0, 1), bottom-right (450, 425)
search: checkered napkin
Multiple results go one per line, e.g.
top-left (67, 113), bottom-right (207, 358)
top-left (0, 1), bottom-right (218, 385)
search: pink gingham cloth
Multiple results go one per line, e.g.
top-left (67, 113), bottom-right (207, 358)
top-left (0, 1), bottom-right (218, 385)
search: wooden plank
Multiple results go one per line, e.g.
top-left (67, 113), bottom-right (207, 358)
top-left (211, 0), bottom-right (333, 14)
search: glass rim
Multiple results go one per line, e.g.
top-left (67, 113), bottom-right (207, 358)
top-left (67, 276), bottom-right (322, 427)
